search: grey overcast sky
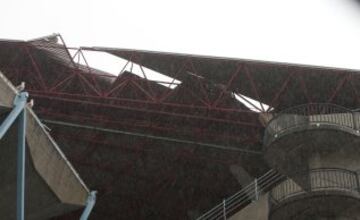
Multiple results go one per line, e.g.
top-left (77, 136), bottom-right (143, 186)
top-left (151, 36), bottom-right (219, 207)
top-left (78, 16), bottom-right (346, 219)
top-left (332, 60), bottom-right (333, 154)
top-left (1, 0), bottom-right (360, 70)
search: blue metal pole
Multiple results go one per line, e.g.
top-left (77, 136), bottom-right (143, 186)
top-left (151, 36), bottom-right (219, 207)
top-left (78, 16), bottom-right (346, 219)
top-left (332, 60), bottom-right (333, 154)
top-left (0, 92), bottom-right (28, 220)
top-left (0, 92), bottom-right (28, 140)
top-left (17, 108), bottom-right (26, 220)
top-left (80, 191), bottom-right (97, 220)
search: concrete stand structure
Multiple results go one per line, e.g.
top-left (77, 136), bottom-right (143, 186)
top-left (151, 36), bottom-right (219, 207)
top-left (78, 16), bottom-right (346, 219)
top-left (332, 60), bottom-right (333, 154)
top-left (199, 104), bottom-right (360, 220)
top-left (264, 104), bottom-right (360, 220)
top-left (1, 34), bottom-right (360, 219)
top-left (0, 72), bottom-right (94, 219)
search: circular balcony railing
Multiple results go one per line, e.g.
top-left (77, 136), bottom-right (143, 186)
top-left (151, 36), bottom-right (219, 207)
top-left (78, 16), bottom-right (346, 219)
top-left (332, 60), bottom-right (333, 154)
top-left (269, 168), bottom-right (360, 206)
top-left (264, 103), bottom-right (360, 145)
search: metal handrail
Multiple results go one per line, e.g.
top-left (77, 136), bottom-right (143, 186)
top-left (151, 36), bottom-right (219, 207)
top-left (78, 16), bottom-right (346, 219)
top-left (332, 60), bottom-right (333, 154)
top-left (264, 103), bottom-right (360, 145)
top-left (269, 103), bottom-right (351, 119)
top-left (269, 168), bottom-right (360, 206)
top-left (196, 169), bottom-right (284, 220)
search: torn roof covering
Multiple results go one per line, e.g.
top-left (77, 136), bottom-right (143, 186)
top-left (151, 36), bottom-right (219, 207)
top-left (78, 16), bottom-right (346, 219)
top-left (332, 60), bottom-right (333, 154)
top-left (0, 36), bottom-right (267, 112)
top-left (85, 47), bottom-right (360, 110)
top-left (1, 33), bottom-right (360, 111)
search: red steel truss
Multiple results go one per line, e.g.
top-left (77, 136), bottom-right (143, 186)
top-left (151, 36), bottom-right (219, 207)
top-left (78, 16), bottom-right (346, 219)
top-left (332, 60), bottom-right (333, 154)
top-left (0, 34), bottom-right (359, 219)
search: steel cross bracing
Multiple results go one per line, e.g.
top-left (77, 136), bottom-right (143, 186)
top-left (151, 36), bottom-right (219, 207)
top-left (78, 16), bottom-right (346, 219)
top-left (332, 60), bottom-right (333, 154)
top-left (0, 36), bottom-right (267, 148)
top-left (0, 34), bottom-right (360, 219)
top-left (0, 38), bottom-right (358, 145)
top-left (1, 37), bottom-right (359, 115)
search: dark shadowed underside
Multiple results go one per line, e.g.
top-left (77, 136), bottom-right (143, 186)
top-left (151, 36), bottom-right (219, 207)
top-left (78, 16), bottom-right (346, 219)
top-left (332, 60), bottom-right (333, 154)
top-left (0, 34), bottom-right (359, 219)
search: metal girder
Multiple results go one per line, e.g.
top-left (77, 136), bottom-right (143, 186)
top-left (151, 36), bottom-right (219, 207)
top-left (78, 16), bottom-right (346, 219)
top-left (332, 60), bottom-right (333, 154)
top-left (80, 191), bottom-right (97, 220)
top-left (16, 104), bottom-right (26, 220)
top-left (43, 119), bottom-right (262, 155)
top-left (2, 35), bottom-right (360, 219)
top-left (0, 92), bottom-right (28, 220)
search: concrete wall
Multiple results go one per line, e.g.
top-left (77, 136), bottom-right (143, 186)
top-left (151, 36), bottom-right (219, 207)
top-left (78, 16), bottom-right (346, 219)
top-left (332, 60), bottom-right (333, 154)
top-left (308, 142), bottom-right (360, 172)
top-left (26, 109), bottom-right (89, 205)
top-left (0, 71), bottom-right (16, 107)
top-left (229, 165), bottom-right (253, 199)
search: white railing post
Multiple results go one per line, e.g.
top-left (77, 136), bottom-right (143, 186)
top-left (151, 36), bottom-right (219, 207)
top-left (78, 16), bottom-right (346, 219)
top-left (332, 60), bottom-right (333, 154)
top-left (254, 178), bottom-right (259, 201)
top-left (222, 199), bottom-right (227, 220)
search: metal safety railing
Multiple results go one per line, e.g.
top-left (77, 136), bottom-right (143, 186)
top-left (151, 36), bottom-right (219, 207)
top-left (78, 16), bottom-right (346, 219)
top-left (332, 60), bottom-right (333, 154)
top-left (264, 103), bottom-right (360, 145)
top-left (196, 169), bottom-right (285, 220)
top-left (270, 168), bottom-right (360, 206)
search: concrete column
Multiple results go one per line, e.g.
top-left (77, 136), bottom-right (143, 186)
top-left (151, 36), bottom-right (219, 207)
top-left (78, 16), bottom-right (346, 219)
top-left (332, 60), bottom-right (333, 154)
top-left (228, 193), bottom-right (269, 220)
top-left (229, 165), bottom-right (253, 199)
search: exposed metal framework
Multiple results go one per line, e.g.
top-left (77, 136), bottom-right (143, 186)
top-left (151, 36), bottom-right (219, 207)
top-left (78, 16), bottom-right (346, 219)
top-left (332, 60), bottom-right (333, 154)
top-left (0, 33), bottom-right (359, 219)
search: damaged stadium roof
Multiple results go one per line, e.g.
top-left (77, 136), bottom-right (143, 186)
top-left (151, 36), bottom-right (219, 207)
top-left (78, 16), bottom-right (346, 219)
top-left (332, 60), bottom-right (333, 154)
top-left (0, 34), bottom-right (359, 219)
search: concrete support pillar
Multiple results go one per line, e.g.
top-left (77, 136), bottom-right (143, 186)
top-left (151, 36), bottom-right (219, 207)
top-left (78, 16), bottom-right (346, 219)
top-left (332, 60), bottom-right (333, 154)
top-left (228, 193), bottom-right (269, 220)
top-left (353, 112), bottom-right (360, 131)
top-left (229, 165), bottom-right (253, 199)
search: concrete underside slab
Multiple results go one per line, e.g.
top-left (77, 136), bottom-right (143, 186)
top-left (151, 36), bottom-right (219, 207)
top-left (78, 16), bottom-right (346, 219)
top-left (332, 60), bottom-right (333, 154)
top-left (0, 71), bottom-right (89, 219)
